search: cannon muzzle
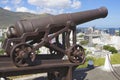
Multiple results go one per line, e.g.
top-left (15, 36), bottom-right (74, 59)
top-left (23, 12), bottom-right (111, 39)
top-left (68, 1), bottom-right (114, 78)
top-left (6, 7), bottom-right (108, 38)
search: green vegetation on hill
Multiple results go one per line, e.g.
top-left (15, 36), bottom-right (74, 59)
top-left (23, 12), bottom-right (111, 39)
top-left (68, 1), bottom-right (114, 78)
top-left (0, 7), bottom-right (52, 28)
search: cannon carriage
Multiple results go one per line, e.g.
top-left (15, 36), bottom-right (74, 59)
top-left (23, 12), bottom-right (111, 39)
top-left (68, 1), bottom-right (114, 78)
top-left (2, 7), bottom-right (108, 67)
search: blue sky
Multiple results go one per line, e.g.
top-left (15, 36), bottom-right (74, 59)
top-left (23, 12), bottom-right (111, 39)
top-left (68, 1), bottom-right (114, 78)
top-left (0, 0), bottom-right (120, 28)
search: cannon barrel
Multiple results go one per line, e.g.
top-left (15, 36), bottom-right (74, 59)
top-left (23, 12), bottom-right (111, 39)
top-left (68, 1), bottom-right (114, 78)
top-left (7, 7), bottom-right (108, 38)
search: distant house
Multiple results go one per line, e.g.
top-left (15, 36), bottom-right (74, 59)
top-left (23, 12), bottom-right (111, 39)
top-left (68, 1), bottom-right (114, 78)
top-left (109, 28), bottom-right (115, 35)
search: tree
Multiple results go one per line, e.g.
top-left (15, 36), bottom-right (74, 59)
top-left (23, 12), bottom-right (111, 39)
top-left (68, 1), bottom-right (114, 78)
top-left (103, 45), bottom-right (109, 50)
top-left (108, 47), bottom-right (118, 53)
top-left (103, 45), bottom-right (118, 54)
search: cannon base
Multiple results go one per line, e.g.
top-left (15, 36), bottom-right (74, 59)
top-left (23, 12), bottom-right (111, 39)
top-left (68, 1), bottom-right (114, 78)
top-left (0, 55), bottom-right (80, 80)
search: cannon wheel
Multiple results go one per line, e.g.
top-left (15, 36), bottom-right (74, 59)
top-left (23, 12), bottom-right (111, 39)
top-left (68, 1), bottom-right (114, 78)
top-left (67, 44), bottom-right (85, 64)
top-left (10, 43), bottom-right (36, 67)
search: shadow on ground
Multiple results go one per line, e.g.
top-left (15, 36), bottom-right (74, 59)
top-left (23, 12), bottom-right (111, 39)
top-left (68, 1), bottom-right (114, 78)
top-left (33, 67), bottom-right (93, 80)
top-left (73, 68), bottom-right (92, 80)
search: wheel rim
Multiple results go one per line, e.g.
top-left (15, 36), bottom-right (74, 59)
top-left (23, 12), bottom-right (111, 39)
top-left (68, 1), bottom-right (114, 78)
top-left (10, 43), bottom-right (36, 67)
top-left (68, 44), bottom-right (85, 64)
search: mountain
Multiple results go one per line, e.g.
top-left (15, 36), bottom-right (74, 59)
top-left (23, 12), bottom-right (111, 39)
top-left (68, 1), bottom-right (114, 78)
top-left (0, 7), bottom-right (51, 28)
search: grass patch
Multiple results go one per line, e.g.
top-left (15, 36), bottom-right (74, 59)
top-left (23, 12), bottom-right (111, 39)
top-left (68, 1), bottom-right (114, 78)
top-left (77, 61), bottom-right (88, 68)
top-left (78, 53), bottom-right (120, 68)
top-left (78, 57), bottom-right (105, 68)
top-left (77, 56), bottom-right (95, 68)
top-left (111, 53), bottom-right (120, 64)
top-left (94, 57), bottom-right (105, 66)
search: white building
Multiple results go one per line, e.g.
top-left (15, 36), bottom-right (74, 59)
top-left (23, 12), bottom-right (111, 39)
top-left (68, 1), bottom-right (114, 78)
top-left (110, 36), bottom-right (120, 50)
top-left (92, 32), bottom-right (120, 51)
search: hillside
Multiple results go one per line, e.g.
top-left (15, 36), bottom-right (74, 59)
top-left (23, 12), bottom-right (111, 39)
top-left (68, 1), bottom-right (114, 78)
top-left (0, 7), bottom-right (51, 28)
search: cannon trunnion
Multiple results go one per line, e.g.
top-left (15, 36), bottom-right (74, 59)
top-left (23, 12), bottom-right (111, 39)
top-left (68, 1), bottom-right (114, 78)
top-left (2, 7), bottom-right (108, 67)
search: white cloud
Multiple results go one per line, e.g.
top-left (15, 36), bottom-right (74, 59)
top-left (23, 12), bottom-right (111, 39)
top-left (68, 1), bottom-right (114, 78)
top-left (0, 0), bottom-right (21, 4)
top-left (28, 0), bottom-right (81, 9)
top-left (38, 8), bottom-right (64, 14)
top-left (16, 7), bottom-right (36, 13)
top-left (11, 0), bottom-right (22, 4)
top-left (71, 0), bottom-right (81, 9)
top-left (1, 0), bottom-right (81, 14)
top-left (4, 6), bottom-right (11, 11)
top-left (28, 0), bottom-right (82, 14)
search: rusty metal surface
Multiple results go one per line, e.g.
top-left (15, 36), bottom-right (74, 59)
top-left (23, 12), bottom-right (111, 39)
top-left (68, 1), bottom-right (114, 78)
top-left (6, 7), bottom-right (107, 38)
top-left (2, 21), bottom-right (86, 67)
top-left (2, 7), bottom-right (108, 67)
top-left (0, 55), bottom-right (78, 80)
top-left (0, 55), bottom-right (77, 70)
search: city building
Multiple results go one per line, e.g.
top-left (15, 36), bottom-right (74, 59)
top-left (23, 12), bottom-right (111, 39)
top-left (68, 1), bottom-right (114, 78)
top-left (119, 28), bottom-right (120, 36)
top-left (103, 29), bottom-right (109, 34)
top-left (108, 28), bottom-right (115, 35)
top-left (77, 27), bottom-right (88, 33)
top-left (80, 27), bottom-right (120, 57)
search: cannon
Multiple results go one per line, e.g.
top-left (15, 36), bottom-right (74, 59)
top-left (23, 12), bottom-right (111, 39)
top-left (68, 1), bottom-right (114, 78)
top-left (2, 7), bottom-right (108, 67)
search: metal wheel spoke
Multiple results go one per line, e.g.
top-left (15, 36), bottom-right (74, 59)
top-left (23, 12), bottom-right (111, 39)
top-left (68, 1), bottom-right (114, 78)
top-left (75, 56), bottom-right (78, 60)
top-left (11, 43), bottom-right (36, 67)
top-left (15, 52), bottom-right (19, 56)
top-left (68, 44), bottom-right (85, 63)
top-left (15, 56), bottom-right (20, 62)
top-left (30, 52), bottom-right (35, 61)
top-left (17, 59), bottom-right (23, 64)
top-left (21, 45), bottom-right (25, 50)
top-left (73, 50), bottom-right (78, 56)
top-left (15, 48), bottom-right (20, 52)
top-left (27, 47), bottom-right (32, 53)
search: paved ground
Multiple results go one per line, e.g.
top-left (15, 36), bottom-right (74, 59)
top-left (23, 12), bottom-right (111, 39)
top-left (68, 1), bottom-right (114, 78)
top-left (9, 65), bottom-right (120, 80)
top-left (74, 66), bottom-right (120, 80)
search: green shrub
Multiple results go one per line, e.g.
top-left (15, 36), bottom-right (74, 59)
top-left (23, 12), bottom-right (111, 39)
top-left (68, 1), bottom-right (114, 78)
top-left (103, 45), bottom-right (118, 54)
top-left (80, 40), bottom-right (88, 45)
top-left (35, 50), bottom-right (41, 54)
